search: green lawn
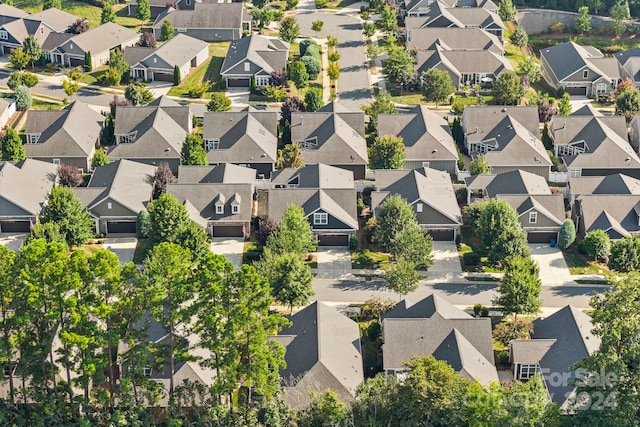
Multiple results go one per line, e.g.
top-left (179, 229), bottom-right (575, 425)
top-left (167, 42), bottom-right (230, 97)
top-left (31, 99), bottom-right (63, 110)
top-left (351, 249), bottom-right (390, 269)
top-left (77, 66), bottom-right (109, 85)
top-left (562, 248), bottom-right (609, 275)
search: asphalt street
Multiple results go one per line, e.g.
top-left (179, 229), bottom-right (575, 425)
top-left (312, 278), bottom-right (605, 308)
top-left (296, 6), bottom-right (373, 111)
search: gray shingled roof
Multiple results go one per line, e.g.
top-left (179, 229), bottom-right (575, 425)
top-left (26, 7), bottom-right (78, 32)
top-left (465, 170), bottom-right (553, 197)
top-left (272, 302), bottom-right (364, 409)
top-left (203, 111), bottom-right (278, 163)
top-left (153, 3), bottom-right (248, 30)
top-left (405, 3), bottom-right (503, 30)
top-left (541, 41), bottom-right (621, 82)
top-left (497, 194), bottom-right (565, 226)
top-left (406, 27), bottom-right (504, 54)
top-left (463, 106), bottom-right (540, 139)
top-left (24, 101), bottom-right (104, 159)
top-left (575, 194), bottom-right (640, 238)
top-left (270, 164), bottom-right (355, 189)
top-left (416, 47), bottom-right (512, 77)
top-left (123, 46), bottom-right (154, 67)
top-left (73, 159), bottom-right (155, 217)
top-left (134, 33), bottom-right (209, 70)
top-left (0, 4), bottom-right (28, 19)
top-left (41, 31), bottom-right (73, 50)
top-left (569, 174), bottom-right (640, 197)
top-left (382, 293), bottom-right (472, 320)
top-left (177, 164), bottom-right (257, 184)
top-left (221, 34), bottom-right (290, 76)
top-left (378, 105), bottom-right (458, 163)
top-left (58, 22), bottom-right (139, 55)
top-left (167, 182), bottom-right (253, 222)
top-left (0, 159), bottom-right (58, 217)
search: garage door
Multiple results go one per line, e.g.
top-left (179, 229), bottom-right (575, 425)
top-left (0, 221), bottom-right (30, 232)
top-left (227, 78), bottom-right (250, 87)
top-left (106, 222), bottom-right (137, 234)
top-left (213, 226), bottom-right (244, 237)
top-left (565, 87), bottom-right (587, 96)
top-left (70, 57), bottom-right (84, 67)
top-left (154, 72), bottom-right (174, 82)
top-left (317, 235), bottom-right (349, 246)
top-left (527, 232), bottom-right (558, 244)
top-left (428, 229), bottom-right (454, 241)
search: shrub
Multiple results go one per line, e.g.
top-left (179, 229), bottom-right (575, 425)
top-left (363, 217), bottom-right (376, 243)
top-left (299, 39), bottom-right (318, 57)
top-left (256, 217), bottom-right (278, 246)
top-left (493, 319), bottom-right (533, 347)
top-left (359, 297), bottom-right (395, 321)
top-left (463, 251), bottom-right (480, 266)
top-left (300, 55), bottom-right (321, 79)
top-left (473, 303), bottom-right (482, 316)
top-left (558, 219), bottom-right (576, 249)
top-left (315, 0), bottom-right (328, 8)
top-left (349, 235), bottom-right (358, 250)
top-left (303, 43), bottom-right (320, 60)
top-left (14, 85), bottom-right (31, 110)
top-left (207, 92), bottom-right (231, 111)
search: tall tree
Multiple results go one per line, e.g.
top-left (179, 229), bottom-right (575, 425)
top-left (493, 256), bottom-right (542, 320)
top-left (0, 246), bottom-right (16, 404)
top-left (152, 162), bottom-right (174, 199)
top-left (492, 71), bottom-right (524, 105)
top-left (147, 193), bottom-right (191, 245)
top-left (575, 5), bottom-right (591, 34)
top-left (43, 0), bottom-right (61, 9)
top-left (1, 127), bottom-right (25, 161)
top-left (279, 16), bottom-right (300, 43)
top-left (288, 61), bottom-right (309, 89)
top-left (581, 229), bottom-right (611, 261)
top-left (299, 391), bottom-right (351, 427)
top-left (558, 219), bottom-right (576, 249)
top-left (517, 57), bottom-right (541, 86)
top-left (609, 234), bottom-right (640, 272)
top-left (135, 0), bottom-right (151, 21)
top-left (373, 194), bottom-right (417, 252)
top-left (181, 133), bottom-right (208, 165)
top-left (616, 87), bottom-right (640, 120)
top-left (9, 47), bottom-right (29, 70)
top-left (304, 88), bottom-right (323, 112)
top-left (558, 92), bottom-right (572, 116)
top-left (610, 0), bottom-right (630, 37)
top-left (509, 26), bottom-right (528, 48)
top-left (469, 154), bottom-right (489, 175)
top-left (256, 250), bottom-right (314, 312)
top-left (421, 68), bottom-right (455, 107)
top-left (91, 147), bottom-right (109, 169)
top-left (23, 35), bottom-right (42, 69)
top-left (265, 204), bottom-right (316, 257)
top-left (498, 0), bottom-right (516, 21)
top-left (361, 91), bottom-right (397, 135)
top-left (160, 20), bottom-right (174, 41)
top-left (101, 1), bottom-right (116, 24)
top-left (40, 186), bottom-right (95, 246)
top-left (383, 47), bottom-right (415, 87)
top-left (384, 258), bottom-right (421, 298)
top-left (369, 135), bottom-right (405, 169)
top-left (378, 5), bottom-right (397, 34)
top-left (124, 83), bottom-right (154, 105)
top-left (277, 142), bottom-right (304, 168)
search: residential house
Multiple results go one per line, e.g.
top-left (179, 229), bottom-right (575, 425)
top-left (290, 112), bottom-right (368, 179)
top-left (203, 111), bottom-right (278, 177)
top-left (567, 173), bottom-right (640, 204)
top-left (0, 159), bottom-right (57, 233)
top-left (415, 46), bottom-right (512, 90)
top-left (572, 194), bottom-right (640, 239)
top-left (462, 106), bottom-right (552, 178)
top-left (540, 41), bottom-right (622, 96)
top-left (371, 167), bottom-right (463, 241)
top-left (549, 105), bottom-right (640, 179)
top-left (167, 169), bottom-right (254, 237)
top-left (47, 22), bottom-right (139, 70)
top-left (381, 293), bottom-right (499, 384)
top-left (510, 305), bottom-right (600, 409)
top-left (152, 3), bottom-right (250, 42)
top-left (626, 113), bottom-right (640, 152)
top-left (125, 33), bottom-right (209, 82)
top-left (24, 101), bottom-right (104, 172)
top-left (404, 1), bottom-right (504, 41)
top-left (220, 35), bottom-right (290, 88)
top-left (269, 164), bottom-right (358, 246)
top-left (406, 27), bottom-right (504, 55)
top-left (272, 302), bottom-right (364, 409)
top-left (109, 104), bottom-right (192, 173)
top-left (0, 6), bottom-right (77, 55)
top-left (0, 97), bottom-right (15, 129)
top-left (615, 47), bottom-right (640, 89)
top-left (378, 105), bottom-right (459, 174)
top-left (465, 170), bottom-right (565, 243)
top-left (403, 0), bottom-right (498, 17)
top-left (73, 160), bottom-right (155, 235)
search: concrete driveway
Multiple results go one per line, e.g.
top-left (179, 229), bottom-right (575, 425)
top-left (529, 243), bottom-right (574, 285)
top-left (102, 237), bottom-right (137, 265)
top-left (227, 88), bottom-right (250, 109)
top-left (428, 241), bottom-right (463, 281)
top-left (0, 233), bottom-right (26, 252)
top-left (210, 237), bottom-right (244, 269)
top-left (316, 246), bottom-right (354, 279)
top-left (296, 4), bottom-right (372, 111)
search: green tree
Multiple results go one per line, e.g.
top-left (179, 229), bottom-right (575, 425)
top-left (366, 42), bottom-right (379, 59)
top-left (147, 193), bottom-right (191, 245)
top-left (588, 0), bottom-right (602, 13)
top-left (311, 19), bottom-right (324, 35)
top-left (616, 88), bottom-right (640, 120)
top-left (84, 51), bottom-right (92, 70)
top-left (262, 85), bottom-right (288, 102)
top-left (610, 0), bottom-right (629, 37)
top-left (304, 87), bottom-right (323, 111)
top-left (378, 5), bottom-right (397, 34)
top-left (61, 78), bottom-right (79, 98)
top-left (609, 234), bottom-right (640, 272)
top-left (14, 84), bottom-right (31, 110)
top-left (582, 229), bottom-right (611, 261)
top-left (0, 246), bottom-right (16, 403)
top-left (383, 47), bottom-right (415, 87)
top-left (1, 127), bottom-right (25, 161)
top-left (300, 55), bottom-right (321, 79)
top-left (492, 71), bottom-right (524, 105)
top-left (9, 47), bottom-right (29, 70)
top-left (22, 36), bottom-right (42, 69)
top-left (181, 133), bottom-right (208, 165)
top-left (124, 83), bottom-right (154, 105)
top-left (265, 204), bottom-right (316, 257)
top-left (469, 154), bottom-right (489, 175)
top-left (498, 0), bottom-right (517, 21)
top-left (135, 0), bottom-right (151, 21)
top-left (327, 61), bottom-right (340, 81)
top-left (43, 0), bottom-right (61, 9)
top-left (25, 221), bottom-right (66, 246)
top-left (256, 250), bottom-right (314, 313)
top-left (101, 1), bottom-right (116, 24)
top-left (361, 91), bottom-right (397, 135)
top-left (160, 19), bottom-right (174, 41)
top-left (575, 5), bottom-right (591, 34)
top-left (327, 35), bottom-right (338, 48)
top-left (558, 219), bottom-right (576, 249)
top-left (558, 92), bottom-right (572, 116)
top-left (392, 226), bottom-right (434, 269)
top-left (173, 64), bottom-right (181, 86)
top-left (363, 21), bottom-right (376, 37)
top-left (279, 16), bottom-right (300, 43)
top-left (252, 7), bottom-right (275, 29)
top-left (288, 61), bottom-right (309, 89)
top-left (277, 142), bottom-right (304, 168)
top-left (369, 135), bottom-right (405, 169)
top-left (137, 209), bottom-right (151, 238)
top-left (421, 68), bottom-right (455, 107)
top-left (207, 92), bottom-right (232, 111)
top-left (517, 56), bottom-right (541, 85)
top-left (91, 147), bottom-right (109, 169)
top-left (384, 258), bottom-right (421, 297)
top-left (40, 186), bottom-right (94, 246)
top-left (299, 390), bottom-right (351, 427)
top-left (493, 256), bottom-right (542, 320)
top-left (510, 26), bottom-right (528, 48)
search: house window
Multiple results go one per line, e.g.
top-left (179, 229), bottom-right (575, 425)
top-left (416, 203), bottom-right (423, 213)
top-left (583, 70), bottom-right (589, 79)
top-left (596, 83), bottom-right (607, 94)
top-left (313, 212), bottom-right (328, 225)
top-left (0, 30), bottom-right (7, 40)
top-left (153, 58), bottom-right (157, 63)
top-left (570, 169), bottom-right (582, 178)
top-left (186, 0), bottom-right (191, 4)
top-left (70, 43), bottom-right (73, 49)
top-left (287, 176), bottom-right (299, 188)
top-left (205, 138), bottom-right (219, 151)
top-left (518, 364), bottom-right (541, 380)
top-left (232, 204), bottom-right (239, 214)
top-left (53, 159), bottom-right (60, 165)
top-left (216, 204), bottom-right (224, 214)
top-left (422, 162), bottom-right (430, 168)
top-left (3, 362), bottom-right (18, 377)
top-left (177, 28), bottom-right (186, 32)
top-left (143, 367), bottom-right (152, 377)
top-left (529, 212), bottom-right (537, 224)
top-left (107, 202), bottom-right (112, 210)
top-left (28, 134), bottom-right (40, 144)
top-left (256, 75), bottom-right (270, 86)
top-left (300, 137), bottom-right (318, 149)
top-left (244, 62), bottom-right (250, 72)
top-left (119, 131), bottom-right (137, 144)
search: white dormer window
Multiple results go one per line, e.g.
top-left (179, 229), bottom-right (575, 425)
top-left (70, 43), bottom-right (73, 49)
top-left (205, 138), bottom-right (219, 151)
top-left (583, 70), bottom-right (589, 79)
top-left (287, 175), bottom-right (299, 188)
top-left (153, 57), bottom-right (157, 63)
top-left (107, 202), bottom-right (112, 210)
top-left (0, 30), bottom-right (7, 40)
top-left (244, 62), bottom-right (250, 72)
top-left (119, 131), bottom-right (137, 144)
top-left (53, 159), bottom-right (60, 165)
top-left (232, 204), bottom-right (239, 214)
top-left (529, 212), bottom-right (537, 224)
top-left (313, 212), bottom-right (328, 225)
top-left (300, 137), bottom-right (317, 149)
top-left (177, 28), bottom-right (186, 32)
top-left (416, 203), bottom-right (423, 213)
top-left (143, 367), bottom-right (152, 377)
top-left (28, 134), bottom-right (40, 144)
top-left (216, 204), bottom-right (224, 214)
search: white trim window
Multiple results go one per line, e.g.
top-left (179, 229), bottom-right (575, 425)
top-left (256, 75), bottom-right (270, 86)
top-left (518, 363), bottom-right (541, 380)
top-left (28, 134), bottom-right (40, 144)
top-left (313, 212), bottom-right (328, 225)
top-left (0, 30), bottom-right (7, 40)
top-left (53, 159), bottom-right (60, 165)
top-left (119, 131), bottom-right (137, 144)
top-left (596, 83), bottom-right (607, 94)
top-left (570, 169), bottom-right (582, 178)
top-left (583, 70), bottom-right (589, 79)
top-left (216, 204), bottom-right (224, 214)
top-left (416, 203), bottom-right (423, 213)
top-left (205, 138), bottom-right (219, 151)
top-left (143, 366), bottom-right (152, 377)
top-left (232, 204), bottom-right (239, 214)
top-left (529, 212), bottom-right (537, 224)
top-left (244, 62), bottom-right (250, 72)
